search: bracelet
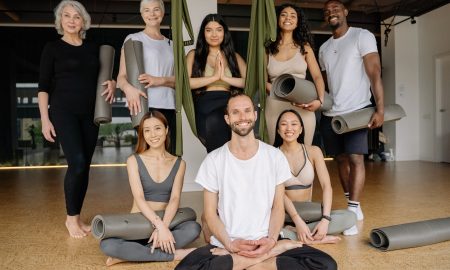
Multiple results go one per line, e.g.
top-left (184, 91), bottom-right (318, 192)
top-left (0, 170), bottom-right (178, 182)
top-left (321, 215), bottom-right (332, 221)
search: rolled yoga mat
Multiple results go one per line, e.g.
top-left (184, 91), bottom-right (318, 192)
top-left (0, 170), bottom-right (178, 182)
top-left (370, 217), bottom-right (450, 251)
top-left (272, 74), bottom-right (332, 111)
top-left (123, 39), bottom-right (149, 128)
top-left (331, 104), bottom-right (406, 134)
top-left (91, 207), bottom-right (197, 240)
top-left (285, 202), bottom-right (322, 224)
top-left (94, 45), bottom-right (115, 125)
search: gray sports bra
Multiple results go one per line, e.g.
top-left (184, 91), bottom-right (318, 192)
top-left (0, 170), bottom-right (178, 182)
top-left (134, 154), bottom-right (181, 203)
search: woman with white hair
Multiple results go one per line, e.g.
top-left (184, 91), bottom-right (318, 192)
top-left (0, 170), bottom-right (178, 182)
top-left (38, 0), bottom-right (116, 238)
top-left (117, 0), bottom-right (177, 154)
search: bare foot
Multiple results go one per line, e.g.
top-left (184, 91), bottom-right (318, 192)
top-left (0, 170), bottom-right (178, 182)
top-left (106, 257), bottom-right (125, 266)
top-left (79, 220), bottom-right (91, 233)
top-left (313, 235), bottom-right (341, 244)
top-left (66, 216), bottom-right (87, 238)
top-left (210, 247), bottom-right (230, 256)
top-left (270, 239), bottom-right (303, 256)
top-left (174, 248), bottom-right (196, 261)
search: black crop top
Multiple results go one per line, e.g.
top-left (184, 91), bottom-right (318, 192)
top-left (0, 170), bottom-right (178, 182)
top-left (134, 154), bottom-right (181, 203)
top-left (38, 39), bottom-right (100, 114)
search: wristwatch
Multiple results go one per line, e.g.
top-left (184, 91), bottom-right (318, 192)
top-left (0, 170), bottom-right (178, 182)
top-left (321, 215), bottom-right (332, 221)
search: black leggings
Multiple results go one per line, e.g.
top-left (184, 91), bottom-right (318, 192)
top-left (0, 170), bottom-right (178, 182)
top-left (50, 109), bottom-right (98, 216)
top-left (194, 91), bottom-right (231, 153)
top-left (150, 108), bottom-right (176, 155)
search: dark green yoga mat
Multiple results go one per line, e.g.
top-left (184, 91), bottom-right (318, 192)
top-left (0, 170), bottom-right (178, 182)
top-left (272, 74), bottom-right (332, 111)
top-left (94, 45), bottom-right (115, 125)
top-left (331, 104), bottom-right (406, 134)
top-left (123, 39), bottom-right (149, 128)
top-left (91, 207), bottom-right (197, 240)
top-left (370, 217), bottom-right (450, 251)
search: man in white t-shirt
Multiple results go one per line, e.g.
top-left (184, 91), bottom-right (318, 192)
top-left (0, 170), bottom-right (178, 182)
top-left (176, 92), bottom-right (336, 270)
top-left (319, 0), bottom-right (385, 236)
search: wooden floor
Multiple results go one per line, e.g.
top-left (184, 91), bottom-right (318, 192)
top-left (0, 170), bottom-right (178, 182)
top-left (1, 161), bottom-right (450, 270)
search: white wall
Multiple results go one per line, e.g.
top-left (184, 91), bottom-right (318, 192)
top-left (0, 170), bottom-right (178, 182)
top-left (381, 4), bottom-right (450, 161)
top-left (182, 0), bottom-right (217, 191)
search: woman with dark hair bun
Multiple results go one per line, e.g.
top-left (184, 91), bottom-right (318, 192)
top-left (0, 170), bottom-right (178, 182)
top-left (266, 4), bottom-right (326, 146)
top-left (186, 13), bottom-right (247, 153)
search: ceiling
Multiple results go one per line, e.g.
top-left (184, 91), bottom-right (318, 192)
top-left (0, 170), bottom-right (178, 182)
top-left (0, 0), bottom-right (448, 28)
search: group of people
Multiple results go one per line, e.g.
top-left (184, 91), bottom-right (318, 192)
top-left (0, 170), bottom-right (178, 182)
top-left (38, 0), bottom-right (384, 268)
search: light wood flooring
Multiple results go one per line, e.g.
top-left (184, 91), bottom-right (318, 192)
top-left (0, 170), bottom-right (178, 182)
top-left (1, 161), bottom-right (450, 269)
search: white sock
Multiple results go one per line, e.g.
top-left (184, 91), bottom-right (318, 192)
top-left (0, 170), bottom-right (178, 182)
top-left (348, 200), bottom-right (364, 221)
top-left (343, 224), bottom-right (358, 236)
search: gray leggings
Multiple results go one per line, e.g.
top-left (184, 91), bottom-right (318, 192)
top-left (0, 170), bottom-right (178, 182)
top-left (306, 209), bottom-right (357, 234)
top-left (100, 220), bottom-right (201, 262)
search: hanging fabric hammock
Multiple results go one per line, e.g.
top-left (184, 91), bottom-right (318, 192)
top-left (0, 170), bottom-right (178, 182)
top-left (244, 0), bottom-right (277, 142)
top-left (171, 0), bottom-right (196, 156)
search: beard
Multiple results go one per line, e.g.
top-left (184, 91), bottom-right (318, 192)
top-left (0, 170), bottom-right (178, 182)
top-left (230, 120), bottom-right (255, 137)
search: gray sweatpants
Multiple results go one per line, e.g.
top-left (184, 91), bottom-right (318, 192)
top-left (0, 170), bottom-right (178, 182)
top-left (100, 220), bottom-right (201, 262)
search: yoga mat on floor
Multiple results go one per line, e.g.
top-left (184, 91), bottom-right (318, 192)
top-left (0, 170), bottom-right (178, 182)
top-left (331, 104), bottom-right (406, 134)
top-left (272, 74), bottom-right (332, 111)
top-left (94, 45), bottom-right (115, 125)
top-left (91, 207), bottom-right (197, 240)
top-left (370, 217), bottom-right (450, 251)
top-left (285, 202), bottom-right (322, 224)
top-left (124, 39), bottom-right (149, 128)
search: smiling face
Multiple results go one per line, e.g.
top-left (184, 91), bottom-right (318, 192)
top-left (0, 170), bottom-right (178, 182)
top-left (142, 117), bottom-right (168, 149)
top-left (204, 21), bottom-right (224, 47)
top-left (141, 0), bottom-right (164, 27)
top-left (277, 111), bottom-right (303, 143)
top-left (60, 5), bottom-right (83, 35)
top-left (323, 1), bottom-right (348, 30)
top-left (278, 6), bottom-right (298, 32)
top-left (225, 95), bottom-right (257, 137)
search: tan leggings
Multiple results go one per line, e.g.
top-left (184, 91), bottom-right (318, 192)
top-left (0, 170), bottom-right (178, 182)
top-left (265, 95), bottom-right (316, 145)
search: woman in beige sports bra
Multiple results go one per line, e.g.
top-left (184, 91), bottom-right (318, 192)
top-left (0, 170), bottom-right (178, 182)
top-left (274, 110), bottom-right (356, 244)
top-left (265, 4), bottom-right (325, 146)
top-left (186, 14), bottom-right (246, 153)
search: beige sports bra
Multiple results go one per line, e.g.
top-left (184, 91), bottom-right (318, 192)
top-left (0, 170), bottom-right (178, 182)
top-left (284, 144), bottom-right (315, 190)
top-left (267, 51), bottom-right (307, 82)
top-left (204, 64), bottom-right (232, 89)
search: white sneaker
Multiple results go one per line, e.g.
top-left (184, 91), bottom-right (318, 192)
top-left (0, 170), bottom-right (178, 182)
top-left (343, 225), bottom-right (359, 236)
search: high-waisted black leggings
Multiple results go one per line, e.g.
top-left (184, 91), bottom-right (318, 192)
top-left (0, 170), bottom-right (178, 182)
top-left (50, 109), bottom-right (98, 216)
top-left (194, 91), bottom-right (231, 153)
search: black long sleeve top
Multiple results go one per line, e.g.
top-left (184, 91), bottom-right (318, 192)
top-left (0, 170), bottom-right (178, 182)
top-left (38, 39), bottom-right (100, 115)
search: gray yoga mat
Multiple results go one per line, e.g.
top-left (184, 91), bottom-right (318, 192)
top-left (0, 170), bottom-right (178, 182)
top-left (272, 74), bottom-right (332, 111)
top-left (94, 45), bottom-right (115, 125)
top-left (124, 39), bottom-right (149, 128)
top-left (370, 217), bottom-right (450, 251)
top-left (331, 104), bottom-right (406, 134)
top-left (285, 202), bottom-right (322, 224)
top-left (91, 207), bottom-right (197, 240)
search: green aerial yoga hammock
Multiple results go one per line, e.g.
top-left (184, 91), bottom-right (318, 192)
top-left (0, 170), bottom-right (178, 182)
top-left (244, 0), bottom-right (277, 142)
top-left (171, 0), bottom-right (197, 156)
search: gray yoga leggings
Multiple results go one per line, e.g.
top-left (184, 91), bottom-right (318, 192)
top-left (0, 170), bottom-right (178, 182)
top-left (100, 220), bottom-right (201, 262)
top-left (307, 209), bottom-right (357, 235)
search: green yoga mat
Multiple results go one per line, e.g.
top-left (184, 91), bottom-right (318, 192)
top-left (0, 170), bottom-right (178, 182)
top-left (91, 207), bottom-right (197, 240)
top-left (370, 217), bottom-right (450, 251)
top-left (124, 39), bottom-right (149, 128)
top-left (331, 104), bottom-right (406, 134)
top-left (94, 45), bottom-right (115, 125)
top-left (272, 74), bottom-right (332, 111)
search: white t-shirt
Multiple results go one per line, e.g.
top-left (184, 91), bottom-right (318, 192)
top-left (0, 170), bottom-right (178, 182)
top-left (124, 31), bottom-right (175, 110)
top-left (195, 141), bottom-right (292, 248)
top-left (319, 27), bottom-right (378, 116)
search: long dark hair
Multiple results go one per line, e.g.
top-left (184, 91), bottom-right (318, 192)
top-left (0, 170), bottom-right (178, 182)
top-left (266, 4), bottom-right (314, 56)
top-left (191, 14), bottom-right (241, 80)
top-left (135, 110), bottom-right (170, 153)
top-left (273, 109), bottom-right (305, 147)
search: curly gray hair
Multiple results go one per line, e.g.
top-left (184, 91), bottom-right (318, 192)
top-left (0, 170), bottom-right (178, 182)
top-left (140, 0), bottom-right (165, 14)
top-left (54, 0), bottom-right (91, 39)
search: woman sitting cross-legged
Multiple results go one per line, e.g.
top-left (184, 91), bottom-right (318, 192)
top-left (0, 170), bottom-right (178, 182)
top-left (100, 111), bottom-right (201, 266)
top-left (274, 110), bottom-right (357, 244)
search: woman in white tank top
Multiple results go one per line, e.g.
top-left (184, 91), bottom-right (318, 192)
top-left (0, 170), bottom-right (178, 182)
top-left (265, 4), bottom-right (326, 146)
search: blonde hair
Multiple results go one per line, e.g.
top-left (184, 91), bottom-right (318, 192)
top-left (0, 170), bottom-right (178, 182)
top-left (54, 0), bottom-right (91, 39)
top-left (140, 0), bottom-right (165, 14)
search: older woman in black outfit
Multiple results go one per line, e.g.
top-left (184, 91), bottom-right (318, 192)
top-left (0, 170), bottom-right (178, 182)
top-left (38, 0), bottom-right (116, 238)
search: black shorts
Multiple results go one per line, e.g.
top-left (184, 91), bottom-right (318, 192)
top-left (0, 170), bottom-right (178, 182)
top-left (320, 114), bottom-right (368, 156)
